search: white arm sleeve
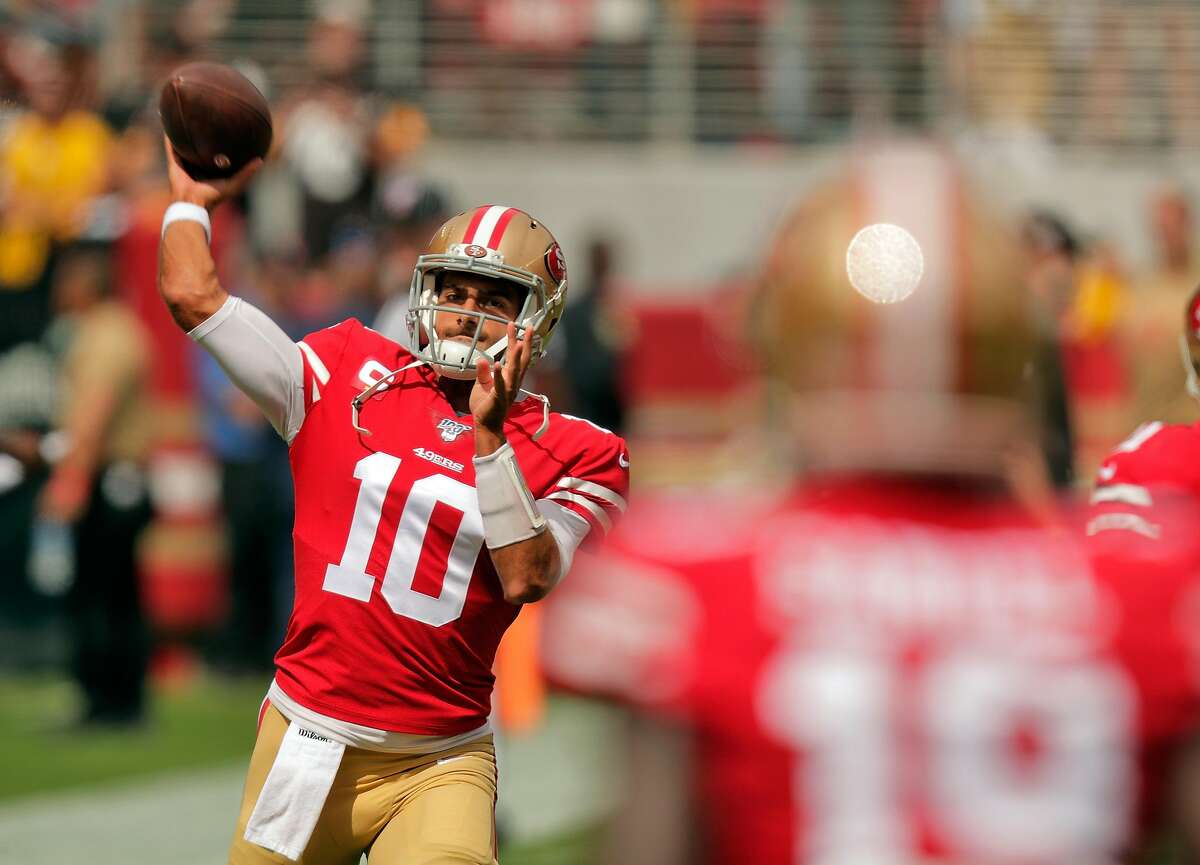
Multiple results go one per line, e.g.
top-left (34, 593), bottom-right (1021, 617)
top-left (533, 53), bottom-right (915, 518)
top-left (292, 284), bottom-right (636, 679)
top-left (536, 499), bottom-right (591, 583)
top-left (189, 296), bottom-right (307, 443)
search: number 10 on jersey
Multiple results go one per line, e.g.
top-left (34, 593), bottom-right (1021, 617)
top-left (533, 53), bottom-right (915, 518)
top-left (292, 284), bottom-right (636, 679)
top-left (323, 452), bottom-right (485, 626)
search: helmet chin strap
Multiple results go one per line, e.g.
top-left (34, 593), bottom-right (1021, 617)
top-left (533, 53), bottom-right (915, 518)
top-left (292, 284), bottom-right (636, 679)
top-left (352, 344), bottom-right (551, 442)
top-left (520, 390), bottom-right (552, 441)
top-left (351, 360), bottom-right (425, 436)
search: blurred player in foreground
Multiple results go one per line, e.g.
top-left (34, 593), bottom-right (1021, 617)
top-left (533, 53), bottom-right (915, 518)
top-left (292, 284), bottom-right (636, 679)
top-left (543, 140), bottom-right (1155, 865)
top-left (157, 143), bottom-right (629, 864)
top-left (1085, 283), bottom-right (1200, 862)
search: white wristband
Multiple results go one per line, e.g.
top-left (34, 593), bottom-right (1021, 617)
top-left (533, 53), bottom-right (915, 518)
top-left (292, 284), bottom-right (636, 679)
top-left (162, 202), bottom-right (212, 244)
top-left (474, 442), bottom-right (547, 549)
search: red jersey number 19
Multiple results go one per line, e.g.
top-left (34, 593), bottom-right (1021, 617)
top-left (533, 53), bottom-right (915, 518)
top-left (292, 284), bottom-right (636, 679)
top-left (323, 452), bottom-right (485, 626)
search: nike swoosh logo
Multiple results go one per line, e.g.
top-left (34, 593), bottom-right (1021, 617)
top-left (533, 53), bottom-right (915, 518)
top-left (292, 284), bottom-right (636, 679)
top-left (1098, 464), bottom-right (1116, 482)
top-left (618, 454), bottom-right (630, 469)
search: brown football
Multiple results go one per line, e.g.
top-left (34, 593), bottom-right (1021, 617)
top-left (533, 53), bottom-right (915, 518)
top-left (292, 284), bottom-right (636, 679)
top-left (159, 62), bottom-right (272, 181)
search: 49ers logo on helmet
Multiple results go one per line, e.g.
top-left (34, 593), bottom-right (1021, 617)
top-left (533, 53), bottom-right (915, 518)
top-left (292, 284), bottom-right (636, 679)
top-left (545, 244), bottom-right (566, 284)
top-left (464, 244), bottom-right (488, 258)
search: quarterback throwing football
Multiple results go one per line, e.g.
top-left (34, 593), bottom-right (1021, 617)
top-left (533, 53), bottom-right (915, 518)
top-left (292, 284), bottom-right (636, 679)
top-left (157, 143), bottom-right (628, 864)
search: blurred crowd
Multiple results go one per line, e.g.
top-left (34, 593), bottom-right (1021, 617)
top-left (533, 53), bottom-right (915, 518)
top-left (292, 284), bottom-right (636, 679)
top-left (1023, 185), bottom-right (1200, 485)
top-left (6, 1), bottom-right (1198, 148)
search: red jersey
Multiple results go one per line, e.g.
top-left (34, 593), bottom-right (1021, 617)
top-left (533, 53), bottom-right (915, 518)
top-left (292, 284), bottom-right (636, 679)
top-left (279, 318), bottom-right (629, 735)
top-left (1086, 421), bottom-right (1200, 827)
top-left (544, 479), bottom-right (1136, 865)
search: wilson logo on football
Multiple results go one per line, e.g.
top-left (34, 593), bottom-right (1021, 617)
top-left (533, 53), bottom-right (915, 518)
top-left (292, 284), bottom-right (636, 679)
top-left (437, 418), bottom-right (472, 442)
top-left (545, 244), bottom-right (566, 283)
top-left (464, 244), bottom-right (489, 258)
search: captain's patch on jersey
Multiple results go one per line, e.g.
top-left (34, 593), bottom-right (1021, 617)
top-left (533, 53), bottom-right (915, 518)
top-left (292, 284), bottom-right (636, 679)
top-left (437, 418), bottom-right (472, 442)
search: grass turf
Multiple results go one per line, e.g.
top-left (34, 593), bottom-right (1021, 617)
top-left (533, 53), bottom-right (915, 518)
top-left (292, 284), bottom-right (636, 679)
top-left (0, 674), bottom-right (266, 801)
top-left (0, 675), bottom-right (603, 864)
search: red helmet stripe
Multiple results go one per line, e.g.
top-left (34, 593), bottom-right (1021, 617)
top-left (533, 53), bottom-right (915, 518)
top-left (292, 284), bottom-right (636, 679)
top-left (462, 206), bottom-right (490, 244)
top-left (486, 207), bottom-right (520, 249)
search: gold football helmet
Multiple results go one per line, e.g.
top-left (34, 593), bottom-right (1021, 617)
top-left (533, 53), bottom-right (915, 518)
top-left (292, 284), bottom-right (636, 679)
top-left (757, 139), bottom-right (1037, 478)
top-left (407, 205), bottom-right (568, 380)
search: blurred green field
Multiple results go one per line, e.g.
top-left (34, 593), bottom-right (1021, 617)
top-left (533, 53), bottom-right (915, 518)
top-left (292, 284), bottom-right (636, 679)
top-left (0, 675), bottom-right (601, 864)
top-left (0, 674), bottom-right (265, 801)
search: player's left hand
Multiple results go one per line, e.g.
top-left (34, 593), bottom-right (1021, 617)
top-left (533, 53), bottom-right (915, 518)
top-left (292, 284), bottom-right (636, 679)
top-left (471, 322), bottom-right (533, 435)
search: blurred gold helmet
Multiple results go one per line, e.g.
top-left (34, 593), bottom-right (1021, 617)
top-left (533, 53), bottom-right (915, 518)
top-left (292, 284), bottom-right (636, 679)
top-left (757, 140), bottom-right (1037, 478)
top-left (407, 205), bottom-right (568, 379)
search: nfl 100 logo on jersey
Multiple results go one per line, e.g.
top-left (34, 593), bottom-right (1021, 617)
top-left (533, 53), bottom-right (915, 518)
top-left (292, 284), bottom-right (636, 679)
top-left (437, 418), bottom-right (472, 442)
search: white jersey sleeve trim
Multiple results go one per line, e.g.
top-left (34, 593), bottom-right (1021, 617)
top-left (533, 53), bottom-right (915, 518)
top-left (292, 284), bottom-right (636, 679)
top-left (536, 499), bottom-right (591, 582)
top-left (189, 295), bottom-right (307, 443)
top-left (545, 489), bottom-right (613, 533)
top-left (297, 340), bottom-right (331, 385)
top-left (554, 477), bottom-right (628, 513)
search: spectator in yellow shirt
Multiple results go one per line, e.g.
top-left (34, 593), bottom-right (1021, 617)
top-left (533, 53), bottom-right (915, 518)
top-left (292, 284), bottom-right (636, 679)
top-left (0, 35), bottom-right (113, 345)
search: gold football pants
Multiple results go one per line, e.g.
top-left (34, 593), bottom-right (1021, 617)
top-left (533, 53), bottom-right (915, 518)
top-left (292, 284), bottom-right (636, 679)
top-left (229, 705), bottom-right (498, 865)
